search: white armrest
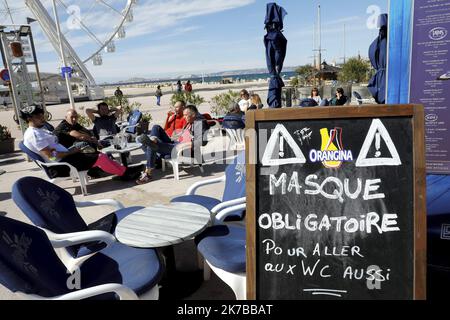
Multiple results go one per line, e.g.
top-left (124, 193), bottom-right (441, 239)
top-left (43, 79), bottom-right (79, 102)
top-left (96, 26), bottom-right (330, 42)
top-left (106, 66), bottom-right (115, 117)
top-left (186, 175), bottom-right (226, 195)
top-left (211, 197), bottom-right (246, 214)
top-left (213, 203), bottom-right (246, 225)
top-left (116, 121), bottom-right (129, 128)
top-left (75, 199), bottom-right (125, 210)
top-left (121, 124), bottom-right (139, 133)
top-left (175, 142), bottom-right (192, 157)
top-left (43, 229), bottom-right (116, 249)
top-left (50, 284), bottom-right (138, 300)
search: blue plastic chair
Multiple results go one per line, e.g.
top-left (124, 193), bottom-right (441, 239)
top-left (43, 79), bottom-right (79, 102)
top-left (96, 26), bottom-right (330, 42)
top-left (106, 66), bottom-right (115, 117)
top-left (353, 91), bottom-right (363, 106)
top-left (426, 174), bottom-right (450, 299)
top-left (0, 215), bottom-right (162, 299)
top-left (19, 141), bottom-right (90, 195)
top-left (11, 177), bottom-right (163, 287)
top-left (195, 224), bottom-right (246, 299)
top-left (171, 152), bottom-right (246, 224)
top-left (123, 110), bottom-right (143, 135)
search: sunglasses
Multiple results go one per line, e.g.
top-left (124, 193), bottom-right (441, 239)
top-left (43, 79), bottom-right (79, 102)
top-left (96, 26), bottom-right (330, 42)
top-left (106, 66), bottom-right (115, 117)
top-left (21, 104), bottom-right (43, 115)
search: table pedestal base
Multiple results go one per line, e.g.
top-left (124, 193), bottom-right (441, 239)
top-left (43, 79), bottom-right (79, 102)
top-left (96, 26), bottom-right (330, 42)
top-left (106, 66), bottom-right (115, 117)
top-left (158, 246), bottom-right (204, 300)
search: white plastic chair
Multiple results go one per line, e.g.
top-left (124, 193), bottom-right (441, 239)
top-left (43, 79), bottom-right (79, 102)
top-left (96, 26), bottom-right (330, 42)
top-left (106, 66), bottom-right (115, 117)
top-left (36, 160), bottom-right (89, 196)
top-left (19, 141), bottom-right (89, 195)
top-left (196, 224), bottom-right (247, 300)
top-left (10, 224), bottom-right (158, 300)
top-left (204, 260), bottom-right (246, 300)
top-left (225, 128), bottom-right (245, 151)
top-left (161, 142), bottom-right (204, 180)
top-left (24, 228), bottom-right (142, 300)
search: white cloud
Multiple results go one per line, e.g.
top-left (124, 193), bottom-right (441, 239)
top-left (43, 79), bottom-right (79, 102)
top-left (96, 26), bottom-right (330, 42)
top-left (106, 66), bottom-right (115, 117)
top-left (0, 0), bottom-right (256, 68)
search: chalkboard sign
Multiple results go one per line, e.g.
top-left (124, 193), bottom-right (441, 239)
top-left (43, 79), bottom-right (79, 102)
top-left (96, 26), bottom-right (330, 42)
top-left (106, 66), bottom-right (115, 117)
top-left (246, 105), bottom-right (426, 300)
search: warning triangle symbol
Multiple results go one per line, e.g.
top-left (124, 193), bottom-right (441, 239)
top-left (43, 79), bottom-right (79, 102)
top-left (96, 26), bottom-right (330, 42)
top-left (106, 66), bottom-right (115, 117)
top-left (261, 124), bottom-right (307, 166)
top-left (355, 119), bottom-right (402, 167)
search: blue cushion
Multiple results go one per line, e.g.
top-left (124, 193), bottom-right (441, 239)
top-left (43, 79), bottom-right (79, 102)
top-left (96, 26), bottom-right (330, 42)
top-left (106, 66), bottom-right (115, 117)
top-left (88, 206), bottom-right (145, 233)
top-left (12, 177), bottom-right (89, 234)
top-left (126, 110), bottom-right (142, 134)
top-left (79, 243), bottom-right (163, 295)
top-left (13, 178), bottom-right (152, 260)
top-left (0, 215), bottom-right (73, 297)
top-left (79, 206), bottom-right (146, 256)
top-left (0, 207), bottom-right (162, 299)
top-left (223, 151), bottom-right (246, 203)
top-left (171, 195), bottom-right (221, 211)
top-left (299, 98), bottom-right (318, 107)
top-left (196, 225), bottom-right (246, 273)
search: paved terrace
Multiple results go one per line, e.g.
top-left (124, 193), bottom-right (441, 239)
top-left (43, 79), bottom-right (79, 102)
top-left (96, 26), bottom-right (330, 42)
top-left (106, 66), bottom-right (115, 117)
top-left (0, 84), bottom-right (263, 299)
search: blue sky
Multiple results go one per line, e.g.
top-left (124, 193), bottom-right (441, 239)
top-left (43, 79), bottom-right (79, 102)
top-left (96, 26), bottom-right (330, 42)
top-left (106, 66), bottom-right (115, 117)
top-left (1, 0), bottom-right (388, 82)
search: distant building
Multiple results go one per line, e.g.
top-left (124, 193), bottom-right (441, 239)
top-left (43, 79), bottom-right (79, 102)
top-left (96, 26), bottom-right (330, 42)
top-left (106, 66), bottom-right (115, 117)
top-left (313, 61), bottom-right (341, 82)
top-left (0, 72), bottom-right (104, 106)
top-left (221, 77), bottom-right (233, 84)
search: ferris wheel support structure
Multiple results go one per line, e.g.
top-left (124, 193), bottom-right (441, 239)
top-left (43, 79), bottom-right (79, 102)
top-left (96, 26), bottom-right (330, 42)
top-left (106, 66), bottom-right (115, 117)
top-left (25, 0), bottom-right (103, 99)
top-left (51, 0), bottom-right (75, 109)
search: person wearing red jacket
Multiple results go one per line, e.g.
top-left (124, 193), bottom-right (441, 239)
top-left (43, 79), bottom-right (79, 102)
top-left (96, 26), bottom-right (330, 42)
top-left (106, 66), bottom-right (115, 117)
top-left (184, 80), bottom-right (193, 93)
top-left (164, 100), bottom-right (187, 137)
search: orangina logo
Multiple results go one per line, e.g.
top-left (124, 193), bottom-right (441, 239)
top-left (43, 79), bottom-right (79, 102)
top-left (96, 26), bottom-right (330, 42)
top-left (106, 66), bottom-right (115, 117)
top-left (309, 127), bottom-right (354, 169)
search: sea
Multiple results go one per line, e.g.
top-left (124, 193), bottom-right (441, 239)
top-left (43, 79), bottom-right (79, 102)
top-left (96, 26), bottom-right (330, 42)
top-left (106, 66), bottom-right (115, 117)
top-left (104, 71), bottom-right (297, 87)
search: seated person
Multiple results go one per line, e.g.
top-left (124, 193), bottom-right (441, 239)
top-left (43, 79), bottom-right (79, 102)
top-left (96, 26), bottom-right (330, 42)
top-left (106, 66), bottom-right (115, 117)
top-left (86, 102), bottom-right (122, 139)
top-left (164, 100), bottom-right (186, 137)
top-left (54, 109), bottom-right (101, 150)
top-left (238, 89), bottom-right (251, 112)
top-left (329, 88), bottom-right (348, 106)
top-left (136, 105), bottom-right (209, 184)
top-left (21, 105), bottom-right (143, 180)
top-left (247, 93), bottom-right (264, 110)
top-left (309, 87), bottom-right (322, 105)
top-left (222, 103), bottom-right (245, 130)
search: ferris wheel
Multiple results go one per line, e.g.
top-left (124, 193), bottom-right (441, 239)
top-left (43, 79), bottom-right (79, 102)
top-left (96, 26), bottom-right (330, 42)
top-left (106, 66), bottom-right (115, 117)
top-left (0, 0), bottom-right (137, 85)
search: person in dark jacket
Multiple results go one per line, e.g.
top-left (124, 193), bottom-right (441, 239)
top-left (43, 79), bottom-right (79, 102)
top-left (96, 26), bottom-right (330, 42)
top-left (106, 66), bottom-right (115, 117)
top-left (330, 87), bottom-right (348, 106)
top-left (54, 109), bottom-right (100, 149)
top-left (222, 103), bottom-right (245, 129)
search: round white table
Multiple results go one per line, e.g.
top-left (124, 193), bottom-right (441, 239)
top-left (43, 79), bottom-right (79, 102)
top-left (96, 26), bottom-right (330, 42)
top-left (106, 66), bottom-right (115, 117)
top-left (114, 202), bottom-right (211, 248)
top-left (101, 142), bottom-right (142, 166)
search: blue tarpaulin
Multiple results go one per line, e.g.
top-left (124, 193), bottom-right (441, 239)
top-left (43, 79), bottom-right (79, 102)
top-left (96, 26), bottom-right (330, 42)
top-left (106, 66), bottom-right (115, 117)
top-left (368, 14), bottom-right (388, 104)
top-left (386, 1), bottom-right (413, 104)
top-left (264, 3), bottom-right (287, 108)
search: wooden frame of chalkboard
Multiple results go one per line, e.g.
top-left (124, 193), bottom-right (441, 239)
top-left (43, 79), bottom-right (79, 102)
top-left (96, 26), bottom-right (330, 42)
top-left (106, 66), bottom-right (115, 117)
top-left (245, 105), bottom-right (426, 300)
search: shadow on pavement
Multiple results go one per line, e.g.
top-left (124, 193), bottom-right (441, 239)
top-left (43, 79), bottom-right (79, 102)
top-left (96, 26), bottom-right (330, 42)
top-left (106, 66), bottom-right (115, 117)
top-left (0, 192), bottom-right (11, 202)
